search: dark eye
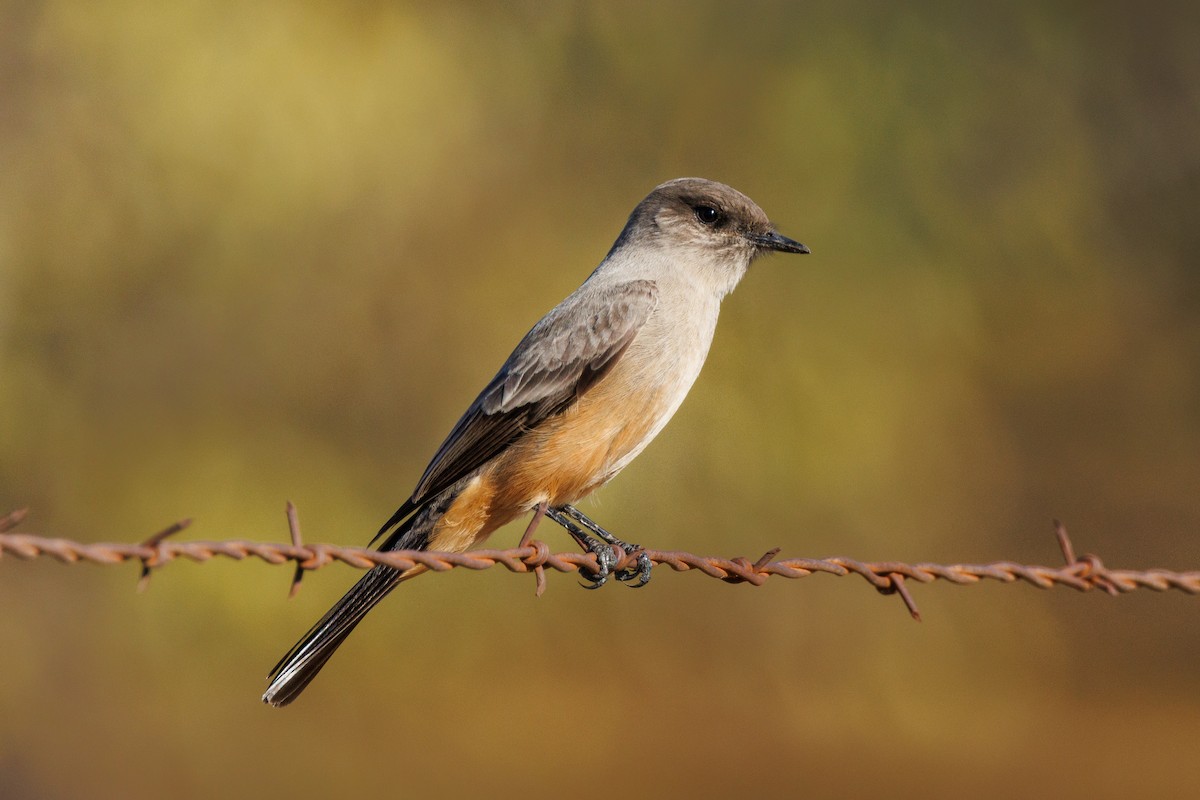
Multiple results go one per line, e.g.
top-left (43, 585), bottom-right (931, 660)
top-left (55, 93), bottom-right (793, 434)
top-left (694, 205), bottom-right (722, 226)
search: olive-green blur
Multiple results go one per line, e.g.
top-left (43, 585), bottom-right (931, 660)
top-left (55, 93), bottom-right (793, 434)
top-left (2, 2), bottom-right (1198, 798)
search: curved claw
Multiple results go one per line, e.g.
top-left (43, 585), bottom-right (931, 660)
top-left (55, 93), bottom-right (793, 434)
top-left (616, 550), bottom-right (653, 588)
top-left (613, 549), bottom-right (642, 581)
top-left (577, 542), bottom-right (616, 590)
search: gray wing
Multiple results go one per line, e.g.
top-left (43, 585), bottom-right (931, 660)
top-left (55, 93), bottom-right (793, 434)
top-left (375, 279), bottom-right (658, 542)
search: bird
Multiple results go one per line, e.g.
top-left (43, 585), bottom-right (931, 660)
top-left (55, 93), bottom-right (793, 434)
top-left (263, 177), bottom-right (808, 706)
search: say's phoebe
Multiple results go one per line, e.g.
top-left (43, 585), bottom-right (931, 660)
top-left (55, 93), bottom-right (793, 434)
top-left (263, 177), bottom-right (808, 706)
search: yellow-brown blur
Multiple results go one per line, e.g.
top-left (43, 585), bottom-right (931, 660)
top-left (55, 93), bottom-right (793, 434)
top-left (2, 3), bottom-right (1198, 798)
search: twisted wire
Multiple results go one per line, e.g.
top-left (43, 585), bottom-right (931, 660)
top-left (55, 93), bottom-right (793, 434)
top-left (2, 507), bottom-right (1196, 618)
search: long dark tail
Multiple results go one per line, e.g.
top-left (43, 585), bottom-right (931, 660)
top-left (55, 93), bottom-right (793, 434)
top-left (262, 498), bottom-right (441, 708)
top-left (262, 562), bottom-right (406, 706)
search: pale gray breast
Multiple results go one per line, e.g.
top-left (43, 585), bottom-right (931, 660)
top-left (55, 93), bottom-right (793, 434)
top-left (599, 278), bottom-right (722, 476)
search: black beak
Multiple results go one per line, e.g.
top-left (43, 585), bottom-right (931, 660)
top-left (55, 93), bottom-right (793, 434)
top-left (751, 231), bottom-right (810, 254)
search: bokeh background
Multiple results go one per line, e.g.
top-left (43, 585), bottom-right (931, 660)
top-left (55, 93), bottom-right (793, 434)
top-left (2, 2), bottom-right (1199, 798)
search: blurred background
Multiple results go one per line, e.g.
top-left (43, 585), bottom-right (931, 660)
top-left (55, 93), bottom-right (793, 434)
top-left (2, 2), bottom-right (1199, 797)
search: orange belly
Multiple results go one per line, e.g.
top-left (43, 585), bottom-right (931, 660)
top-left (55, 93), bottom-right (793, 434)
top-left (423, 376), bottom-right (668, 553)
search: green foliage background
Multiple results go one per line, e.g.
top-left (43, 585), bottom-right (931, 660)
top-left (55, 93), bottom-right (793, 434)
top-left (2, 3), bottom-right (1198, 797)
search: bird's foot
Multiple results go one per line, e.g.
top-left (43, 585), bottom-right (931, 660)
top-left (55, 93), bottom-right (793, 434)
top-left (545, 505), bottom-right (652, 588)
top-left (613, 548), bottom-right (653, 588)
top-left (576, 536), bottom-right (619, 589)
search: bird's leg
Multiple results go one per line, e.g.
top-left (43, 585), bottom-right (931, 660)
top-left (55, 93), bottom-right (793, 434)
top-left (545, 507), bottom-right (618, 589)
top-left (557, 505), bottom-right (653, 589)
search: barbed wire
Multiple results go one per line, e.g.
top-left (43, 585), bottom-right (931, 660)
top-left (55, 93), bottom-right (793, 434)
top-left (2, 505), bottom-right (1197, 620)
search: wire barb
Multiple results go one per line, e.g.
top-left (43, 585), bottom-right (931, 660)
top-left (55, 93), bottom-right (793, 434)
top-left (518, 502), bottom-right (549, 598)
top-left (879, 573), bottom-right (922, 621)
top-left (2, 510), bottom-right (1198, 612)
top-left (1054, 518), bottom-right (1076, 564)
top-left (0, 507), bottom-right (30, 533)
top-left (285, 501), bottom-right (305, 599)
top-left (136, 518), bottom-right (193, 592)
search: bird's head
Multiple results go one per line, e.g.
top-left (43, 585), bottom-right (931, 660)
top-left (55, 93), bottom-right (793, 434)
top-left (607, 177), bottom-right (808, 296)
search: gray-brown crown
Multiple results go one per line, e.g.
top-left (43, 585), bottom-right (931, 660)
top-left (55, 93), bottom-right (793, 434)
top-left (607, 177), bottom-right (808, 260)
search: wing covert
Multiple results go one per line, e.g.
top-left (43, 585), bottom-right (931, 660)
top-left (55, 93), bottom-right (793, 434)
top-left (375, 279), bottom-right (658, 541)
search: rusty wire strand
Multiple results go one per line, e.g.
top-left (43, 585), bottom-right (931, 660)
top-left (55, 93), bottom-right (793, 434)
top-left (2, 508), bottom-right (1198, 620)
